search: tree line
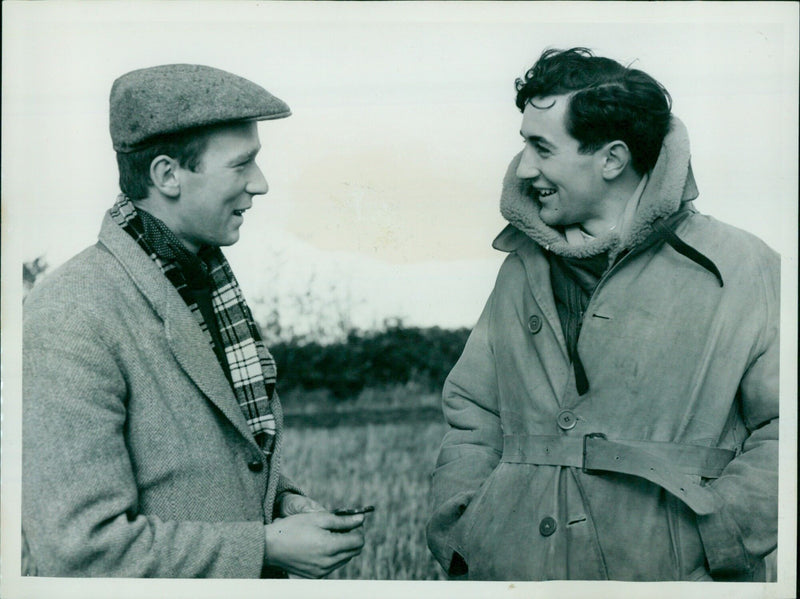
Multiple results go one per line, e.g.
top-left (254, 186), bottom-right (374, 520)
top-left (269, 323), bottom-right (470, 399)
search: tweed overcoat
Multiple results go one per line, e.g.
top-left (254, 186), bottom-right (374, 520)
top-left (426, 119), bottom-right (780, 581)
top-left (23, 212), bottom-right (298, 577)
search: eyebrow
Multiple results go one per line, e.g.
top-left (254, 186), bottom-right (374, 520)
top-left (520, 132), bottom-right (554, 148)
top-left (228, 146), bottom-right (261, 165)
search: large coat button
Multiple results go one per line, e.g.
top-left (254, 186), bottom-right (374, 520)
top-left (248, 460), bottom-right (264, 472)
top-left (539, 516), bottom-right (557, 537)
top-left (527, 314), bottom-right (542, 334)
top-left (556, 409), bottom-right (577, 430)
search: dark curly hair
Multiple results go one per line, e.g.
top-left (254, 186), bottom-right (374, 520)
top-left (515, 48), bottom-right (672, 175)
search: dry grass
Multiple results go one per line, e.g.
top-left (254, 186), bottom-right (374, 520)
top-left (281, 419), bottom-right (449, 580)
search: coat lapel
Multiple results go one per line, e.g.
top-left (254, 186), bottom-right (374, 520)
top-left (97, 212), bottom-right (258, 448)
top-left (493, 225), bottom-right (569, 361)
top-left (516, 242), bottom-right (568, 359)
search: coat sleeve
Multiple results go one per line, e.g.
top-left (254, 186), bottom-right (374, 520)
top-left (275, 475), bottom-right (304, 498)
top-left (696, 250), bottom-right (780, 580)
top-left (273, 393), bottom-right (306, 518)
top-left (22, 302), bottom-right (266, 578)
top-left (271, 475), bottom-right (306, 520)
top-left (426, 288), bottom-right (504, 577)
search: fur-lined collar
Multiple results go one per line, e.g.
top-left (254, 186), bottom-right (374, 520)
top-left (495, 116), bottom-right (699, 258)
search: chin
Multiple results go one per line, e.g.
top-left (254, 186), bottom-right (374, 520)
top-left (538, 209), bottom-right (564, 227)
top-left (224, 231), bottom-right (242, 246)
top-left (210, 238), bottom-right (236, 249)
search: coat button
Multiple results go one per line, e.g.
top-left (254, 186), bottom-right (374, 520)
top-left (247, 460), bottom-right (264, 472)
top-left (539, 516), bottom-right (557, 537)
top-left (527, 314), bottom-right (542, 334)
top-left (556, 409), bottom-right (577, 430)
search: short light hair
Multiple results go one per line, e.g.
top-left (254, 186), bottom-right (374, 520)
top-left (116, 125), bottom-right (215, 200)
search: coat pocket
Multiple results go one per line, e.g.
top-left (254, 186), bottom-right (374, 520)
top-left (667, 493), bottom-right (710, 580)
top-left (459, 464), bottom-right (561, 579)
top-left (456, 462), bottom-right (508, 566)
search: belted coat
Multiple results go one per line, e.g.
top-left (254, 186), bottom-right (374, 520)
top-left (22, 212), bottom-right (298, 577)
top-left (426, 119), bottom-right (780, 581)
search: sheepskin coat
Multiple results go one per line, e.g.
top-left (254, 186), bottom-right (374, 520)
top-left (427, 118), bottom-right (779, 581)
top-left (22, 212), bottom-right (298, 577)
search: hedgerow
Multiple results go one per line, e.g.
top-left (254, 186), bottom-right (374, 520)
top-left (269, 324), bottom-right (471, 399)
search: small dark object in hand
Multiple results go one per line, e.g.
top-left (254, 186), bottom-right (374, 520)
top-left (334, 506), bottom-right (375, 516)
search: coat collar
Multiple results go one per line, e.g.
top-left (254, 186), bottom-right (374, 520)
top-left (496, 116), bottom-right (699, 259)
top-left (97, 212), bottom-right (259, 447)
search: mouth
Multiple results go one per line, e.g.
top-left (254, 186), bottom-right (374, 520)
top-left (232, 207), bottom-right (250, 217)
top-left (533, 187), bottom-right (557, 198)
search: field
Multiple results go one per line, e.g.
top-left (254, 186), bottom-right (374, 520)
top-left (281, 416), bottom-right (450, 580)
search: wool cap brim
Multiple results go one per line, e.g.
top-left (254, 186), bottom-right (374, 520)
top-left (110, 64), bottom-right (291, 153)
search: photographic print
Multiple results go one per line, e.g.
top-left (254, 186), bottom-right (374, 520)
top-left (1, 2), bottom-right (796, 598)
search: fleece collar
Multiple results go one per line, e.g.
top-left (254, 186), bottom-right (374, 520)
top-left (494, 116), bottom-right (699, 258)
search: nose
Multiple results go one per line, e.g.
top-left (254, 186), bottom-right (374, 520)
top-left (245, 164), bottom-right (269, 196)
top-left (516, 145), bottom-right (541, 180)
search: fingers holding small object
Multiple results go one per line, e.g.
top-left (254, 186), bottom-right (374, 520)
top-left (328, 527), bottom-right (365, 553)
top-left (281, 494), bottom-right (326, 516)
top-left (329, 547), bottom-right (364, 572)
top-left (333, 505), bottom-right (375, 516)
top-left (312, 532), bottom-right (364, 577)
top-left (322, 512), bottom-right (367, 532)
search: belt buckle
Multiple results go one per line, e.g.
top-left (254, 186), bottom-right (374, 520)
top-left (582, 432), bottom-right (607, 474)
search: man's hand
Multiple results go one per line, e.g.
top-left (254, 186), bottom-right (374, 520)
top-left (264, 512), bottom-right (365, 578)
top-left (277, 492), bottom-right (326, 517)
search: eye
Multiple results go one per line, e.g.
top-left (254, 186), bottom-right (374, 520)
top-left (521, 138), bottom-right (551, 157)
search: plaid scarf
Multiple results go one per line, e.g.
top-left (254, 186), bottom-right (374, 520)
top-left (110, 194), bottom-right (277, 454)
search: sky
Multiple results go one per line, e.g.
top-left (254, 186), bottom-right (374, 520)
top-left (3, 2), bottom-right (797, 332)
top-left (1, 3), bottom-right (798, 597)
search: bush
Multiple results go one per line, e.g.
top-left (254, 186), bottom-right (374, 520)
top-left (270, 324), bottom-right (471, 399)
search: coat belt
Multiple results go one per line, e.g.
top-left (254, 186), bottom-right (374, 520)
top-left (501, 434), bottom-right (736, 515)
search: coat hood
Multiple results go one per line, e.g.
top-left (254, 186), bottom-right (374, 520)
top-left (496, 116), bottom-right (699, 258)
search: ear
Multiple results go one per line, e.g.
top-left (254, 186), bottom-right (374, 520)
top-left (149, 155), bottom-right (181, 198)
top-left (599, 141), bottom-right (631, 181)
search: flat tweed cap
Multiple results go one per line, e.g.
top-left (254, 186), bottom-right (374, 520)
top-left (110, 64), bottom-right (291, 153)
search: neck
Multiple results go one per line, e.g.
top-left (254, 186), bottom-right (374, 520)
top-left (579, 172), bottom-right (644, 237)
top-left (132, 195), bottom-right (200, 254)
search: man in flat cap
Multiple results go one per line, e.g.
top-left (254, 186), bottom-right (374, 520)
top-left (22, 64), bottom-right (365, 578)
top-left (427, 48), bottom-right (778, 581)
